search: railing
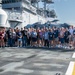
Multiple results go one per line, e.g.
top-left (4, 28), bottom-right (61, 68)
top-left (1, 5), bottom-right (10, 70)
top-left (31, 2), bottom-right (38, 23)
top-left (22, 2), bottom-right (37, 14)
top-left (30, 5), bottom-right (37, 13)
top-left (6, 10), bottom-right (23, 21)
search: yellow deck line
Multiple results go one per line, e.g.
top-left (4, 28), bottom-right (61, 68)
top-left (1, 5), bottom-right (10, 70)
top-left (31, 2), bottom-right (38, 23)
top-left (72, 63), bottom-right (75, 75)
top-left (65, 62), bottom-right (74, 75)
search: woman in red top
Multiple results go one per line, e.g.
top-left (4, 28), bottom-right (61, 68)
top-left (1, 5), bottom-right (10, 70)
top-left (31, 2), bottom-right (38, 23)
top-left (0, 29), bottom-right (5, 48)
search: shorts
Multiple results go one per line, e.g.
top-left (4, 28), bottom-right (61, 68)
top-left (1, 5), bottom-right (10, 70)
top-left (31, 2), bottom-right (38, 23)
top-left (73, 36), bottom-right (75, 42)
top-left (59, 38), bottom-right (64, 43)
top-left (32, 37), bottom-right (37, 42)
top-left (69, 35), bottom-right (73, 41)
top-left (64, 38), bottom-right (69, 43)
top-left (39, 37), bottom-right (42, 40)
top-left (4, 38), bottom-right (7, 42)
top-left (49, 38), bottom-right (53, 41)
top-left (18, 38), bottom-right (22, 42)
top-left (55, 37), bottom-right (59, 41)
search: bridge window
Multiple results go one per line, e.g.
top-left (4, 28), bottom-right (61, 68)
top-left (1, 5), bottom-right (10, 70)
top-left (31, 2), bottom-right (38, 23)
top-left (2, 0), bottom-right (21, 4)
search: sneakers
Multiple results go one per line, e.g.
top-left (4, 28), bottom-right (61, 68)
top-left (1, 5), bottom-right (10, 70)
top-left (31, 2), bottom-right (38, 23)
top-left (57, 45), bottom-right (62, 48)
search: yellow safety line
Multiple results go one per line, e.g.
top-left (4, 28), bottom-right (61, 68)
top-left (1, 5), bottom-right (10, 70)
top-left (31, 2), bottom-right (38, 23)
top-left (72, 63), bottom-right (75, 75)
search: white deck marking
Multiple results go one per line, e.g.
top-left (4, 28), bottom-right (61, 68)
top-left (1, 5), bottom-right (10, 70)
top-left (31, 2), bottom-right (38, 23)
top-left (14, 53), bottom-right (33, 58)
top-left (33, 63), bottom-right (64, 68)
top-left (0, 61), bottom-right (24, 73)
top-left (72, 53), bottom-right (75, 58)
top-left (13, 69), bottom-right (34, 73)
top-left (0, 52), bottom-right (13, 57)
top-left (65, 61), bottom-right (74, 75)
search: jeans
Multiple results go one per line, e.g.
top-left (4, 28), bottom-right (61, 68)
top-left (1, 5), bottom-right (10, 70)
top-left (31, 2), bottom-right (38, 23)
top-left (22, 36), bottom-right (27, 47)
top-left (12, 39), bottom-right (15, 46)
top-left (8, 38), bottom-right (13, 47)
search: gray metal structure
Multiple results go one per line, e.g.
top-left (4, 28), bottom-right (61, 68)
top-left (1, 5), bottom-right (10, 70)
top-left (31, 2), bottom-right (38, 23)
top-left (1, 0), bottom-right (56, 18)
top-left (0, 0), bottom-right (57, 28)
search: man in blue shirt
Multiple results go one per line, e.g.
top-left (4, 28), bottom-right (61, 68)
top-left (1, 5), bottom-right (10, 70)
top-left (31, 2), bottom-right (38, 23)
top-left (16, 29), bottom-right (22, 47)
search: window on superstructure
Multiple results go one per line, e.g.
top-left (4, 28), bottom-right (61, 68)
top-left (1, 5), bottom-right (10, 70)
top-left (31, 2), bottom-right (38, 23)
top-left (16, 0), bottom-right (19, 2)
top-left (12, 0), bottom-right (15, 3)
top-left (12, 0), bottom-right (21, 3)
top-left (7, 0), bottom-right (9, 3)
top-left (4, 0), bottom-right (6, 3)
top-left (18, 0), bottom-right (22, 2)
top-left (2, 1), bottom-right (4, 4)
top-left (2, 0), bottom-right (21, 4)
top-left (9, 0), bottom-right (12, 3)
top-left (2, 0), bottom-right (10, 4)
top-left (5, 1), bottom-right (7, 3)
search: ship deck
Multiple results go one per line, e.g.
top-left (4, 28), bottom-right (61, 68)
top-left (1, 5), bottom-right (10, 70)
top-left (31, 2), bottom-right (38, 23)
top-left (0, 47), bottom-right (75, 75)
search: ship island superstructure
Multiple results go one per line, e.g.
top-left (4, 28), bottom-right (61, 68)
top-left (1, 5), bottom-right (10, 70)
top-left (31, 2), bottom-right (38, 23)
top-left (0, 0), bottom-right (56, 28)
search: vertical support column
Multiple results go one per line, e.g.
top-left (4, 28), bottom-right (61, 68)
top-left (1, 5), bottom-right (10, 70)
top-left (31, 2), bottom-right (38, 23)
top-left (37, 0), bottom-right (39, 22)
top-left (29, 13), bottom-right (30, 24)
top-left (44, 1), bottom-right (46, 17)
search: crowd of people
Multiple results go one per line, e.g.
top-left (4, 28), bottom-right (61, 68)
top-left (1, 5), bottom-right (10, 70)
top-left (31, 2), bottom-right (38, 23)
top-left (0, 26), bottom-right (75, 49)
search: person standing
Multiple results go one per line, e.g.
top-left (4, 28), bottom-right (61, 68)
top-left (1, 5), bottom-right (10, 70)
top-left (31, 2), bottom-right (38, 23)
top-left (31, 29), bottom-right (37, 47)
top-left (16, 29), bottom-right (22, 47)
top-left (59, 27), bottom-right (65, 47)
top-left (73, 28), bottom-right (75, 49)
top-left (48, 29), bottom-right (54, 47)
top-left (53, 27), bottom-right (59, 47)
top-left (0, 29), bottom-right (5, 48)
top-left (64, 28), bottom-right (70, 48)
top-left (12, 29), bottom-right (16, 47)
top-left (22, 27), bottom-right (28, 47)
top-left (27, 28), bottom-right (31, 46)
top-left (44, 28), bottom-right (49, 47)
top-left (7, 28), bottom-right (13, 47)
top-left (69, 26), bottom-right (74, 48)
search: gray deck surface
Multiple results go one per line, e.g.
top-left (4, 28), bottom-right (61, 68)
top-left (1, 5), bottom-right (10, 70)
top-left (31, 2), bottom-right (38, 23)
top-left (0, 47), bottom-right (74, 75)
